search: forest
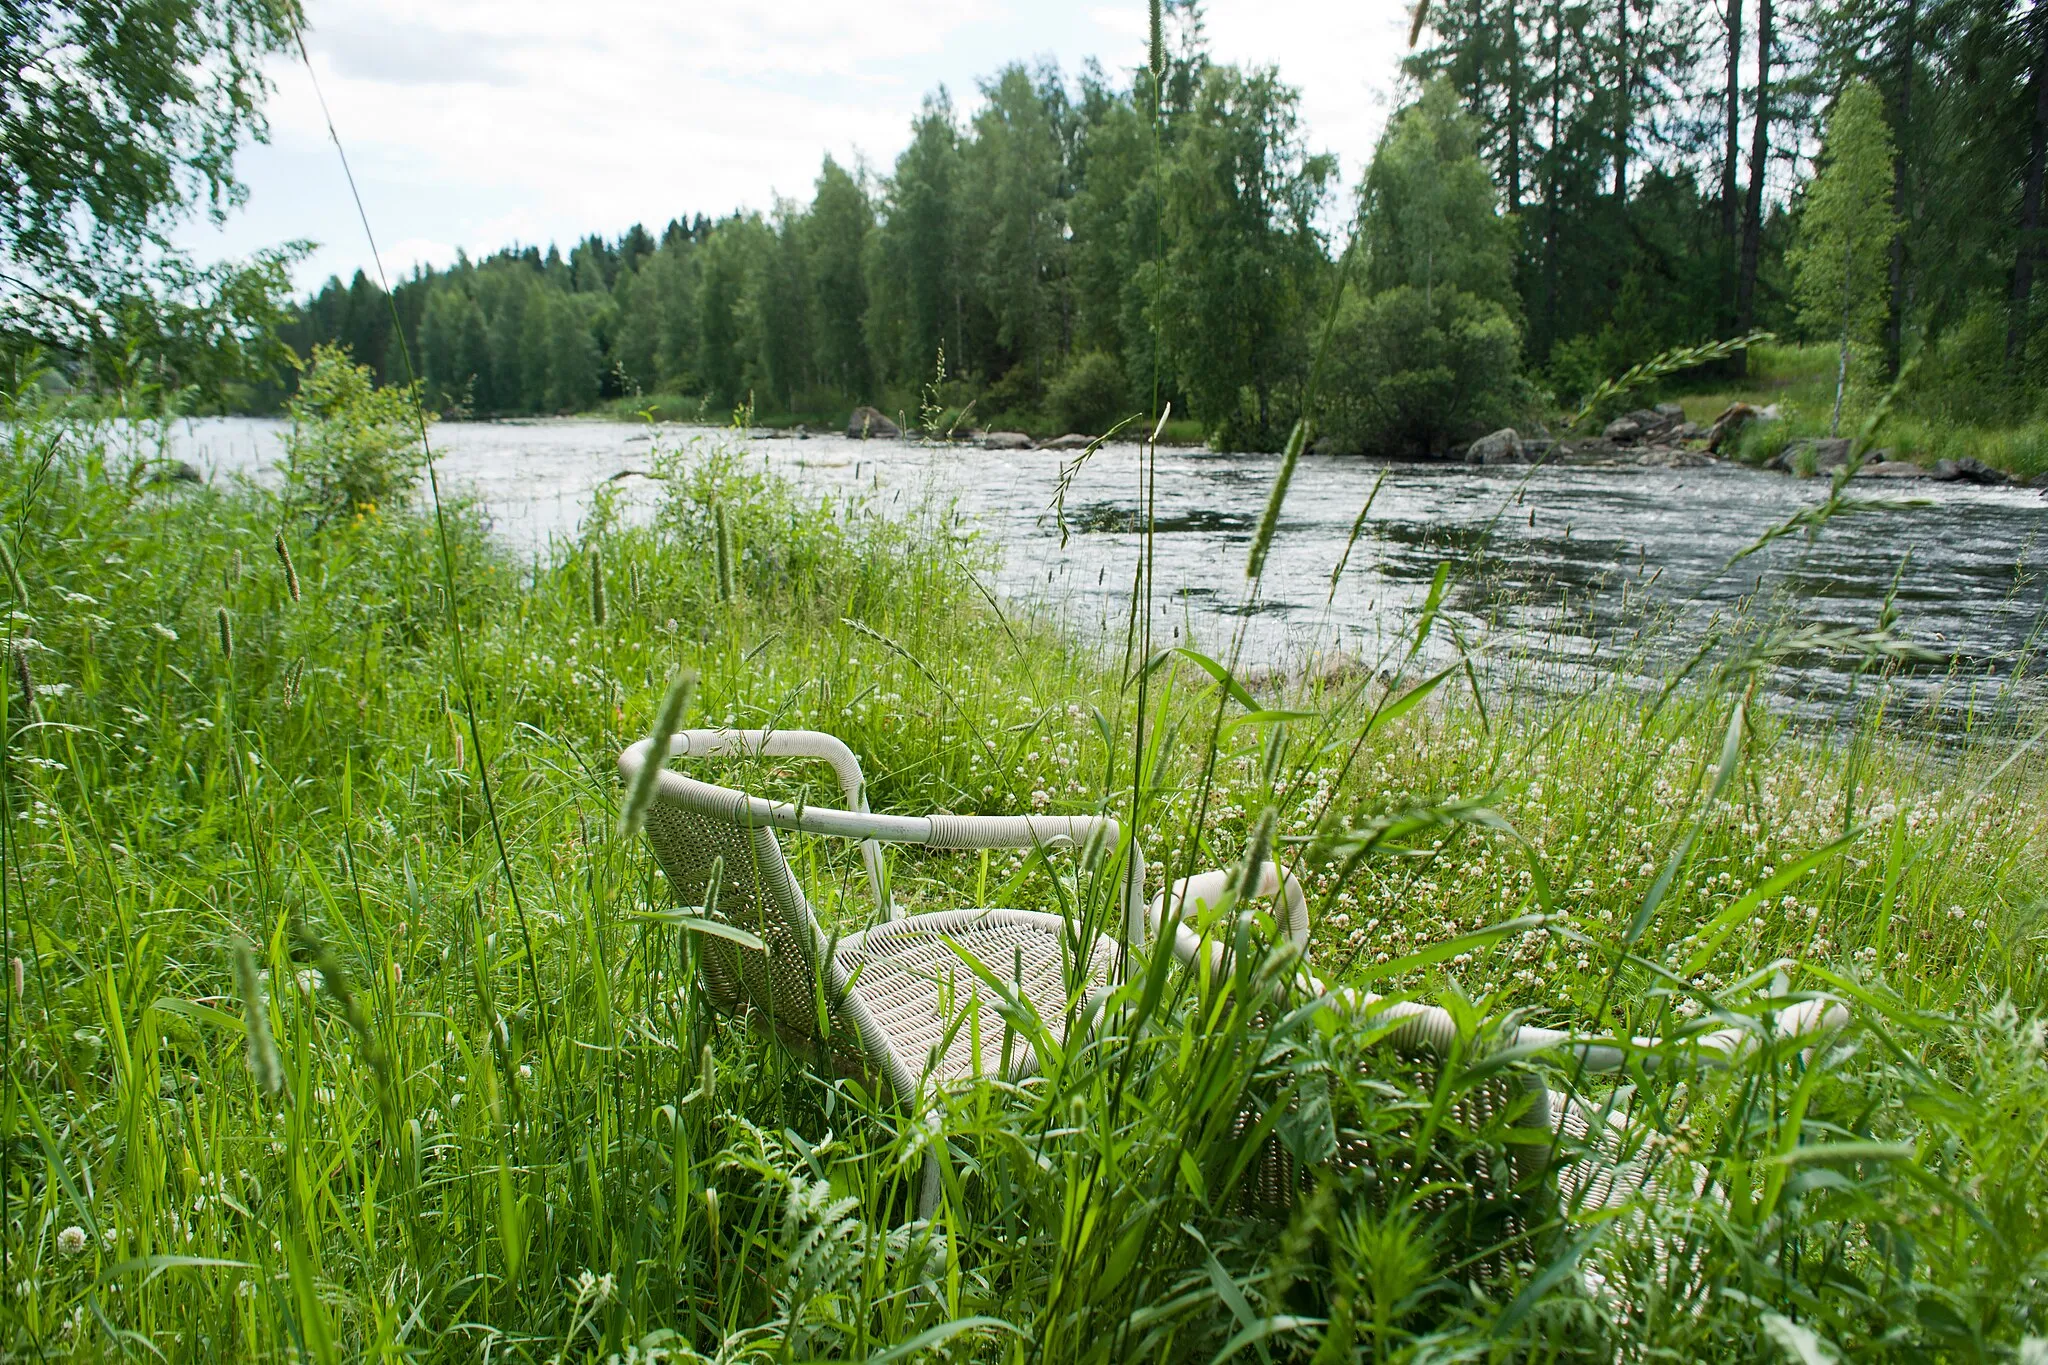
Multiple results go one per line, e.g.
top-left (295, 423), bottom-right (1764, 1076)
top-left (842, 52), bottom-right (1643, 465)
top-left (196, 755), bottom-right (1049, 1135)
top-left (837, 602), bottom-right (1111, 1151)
top-left (267, 0), bottom-right (2048, 456)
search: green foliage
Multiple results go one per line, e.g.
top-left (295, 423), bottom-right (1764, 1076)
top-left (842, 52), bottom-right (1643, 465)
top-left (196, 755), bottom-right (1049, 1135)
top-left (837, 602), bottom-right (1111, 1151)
top-left (1047, 350), bottom-right (1132, 434)
top-left (0, 0), bottom-right (304, 393)
top-left (1319, 286), bottom-right (1525, 456)
top-left (1906, 297), bottom-right (2048, 430)
top-left (1139, 63), bottom-right (1334, 449)
top-left (281, 344), bottom-right (429, 523)
top-left (1360, 82), bottom-right (1517, 311)
top-left (1789, 81), bottom-right (1900, 429)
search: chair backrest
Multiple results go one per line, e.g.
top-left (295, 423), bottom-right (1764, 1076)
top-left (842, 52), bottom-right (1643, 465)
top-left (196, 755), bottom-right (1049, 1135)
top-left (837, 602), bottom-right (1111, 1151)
top-left (630, 731), bottom-right (895, 1082)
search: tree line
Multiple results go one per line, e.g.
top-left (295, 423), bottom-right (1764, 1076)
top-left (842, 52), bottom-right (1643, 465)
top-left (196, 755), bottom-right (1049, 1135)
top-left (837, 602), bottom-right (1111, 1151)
top-left (270, 0), bottom-right (2044, 453)
top-left (8, 0), bottom-right (2041, 452)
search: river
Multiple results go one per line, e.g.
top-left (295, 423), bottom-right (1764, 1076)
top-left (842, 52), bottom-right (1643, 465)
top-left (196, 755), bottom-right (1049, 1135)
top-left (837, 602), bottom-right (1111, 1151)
top-left (169, 417), bottom-right (2046, 728)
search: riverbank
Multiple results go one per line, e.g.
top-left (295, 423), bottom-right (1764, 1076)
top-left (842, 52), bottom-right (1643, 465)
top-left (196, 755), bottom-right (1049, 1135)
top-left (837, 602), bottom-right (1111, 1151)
top-left (8, 394), bottom-right (2047, 1358)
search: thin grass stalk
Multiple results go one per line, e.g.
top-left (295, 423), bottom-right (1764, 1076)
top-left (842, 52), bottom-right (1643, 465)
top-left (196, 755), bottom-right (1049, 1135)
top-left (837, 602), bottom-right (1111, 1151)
top-left (286, 14), bottom-right (555, 1079)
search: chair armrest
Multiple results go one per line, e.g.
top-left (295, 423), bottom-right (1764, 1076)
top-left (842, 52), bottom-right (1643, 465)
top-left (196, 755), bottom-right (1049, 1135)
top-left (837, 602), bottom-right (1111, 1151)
top-left (923, 813), bottom-right (1145, 944)
top-left (617, 741), bottom-right (1147, 938)
top-left (1149, 861), bottom-right (1310, 972)
top-left (621, 728), bottom-right (887, 913)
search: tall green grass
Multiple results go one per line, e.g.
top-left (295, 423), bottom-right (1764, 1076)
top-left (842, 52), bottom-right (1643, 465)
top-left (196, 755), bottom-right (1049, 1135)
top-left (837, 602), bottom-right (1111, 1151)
top-left (3, 379), bottom-right (2046, 1361)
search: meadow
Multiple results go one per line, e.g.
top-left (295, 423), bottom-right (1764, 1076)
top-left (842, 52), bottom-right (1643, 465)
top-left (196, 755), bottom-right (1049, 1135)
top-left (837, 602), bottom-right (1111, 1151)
top-left (4, 365), bottom-right (2046, 1363)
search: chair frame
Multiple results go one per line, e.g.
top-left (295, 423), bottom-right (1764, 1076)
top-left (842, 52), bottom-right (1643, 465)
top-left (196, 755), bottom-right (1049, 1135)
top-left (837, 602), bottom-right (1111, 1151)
top-left (620, 727), bottom-right (1148, 1214)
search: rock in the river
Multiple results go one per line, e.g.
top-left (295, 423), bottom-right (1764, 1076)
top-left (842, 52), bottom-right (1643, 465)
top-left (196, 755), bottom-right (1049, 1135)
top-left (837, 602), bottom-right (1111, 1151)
top-left (1674, 421), bottom-right (1707, 441)
top-left (981, 431), bottom-right (1033, 451)
top-left (1603, 415), bottom-right (1646, 442)
top-left (1039, 433), bottom-right (1095, 451)
top-left (1522, 438), bottom-right (1555, 462)
top-left (846, 406), bottom-right (901, 439)
top-left (794, 424), bottom-right (809, 440)
top-left (1857, 460), bottom-right (1933, 478)
top-left (1465, 428), bottom-right (1525, 464)
top-left (1932, 456), bottom-right (2010, 485)
top-left (1653, 402), bottom-right (1686, 424)
top-left (1636, 448), bottom-right (1715, 469)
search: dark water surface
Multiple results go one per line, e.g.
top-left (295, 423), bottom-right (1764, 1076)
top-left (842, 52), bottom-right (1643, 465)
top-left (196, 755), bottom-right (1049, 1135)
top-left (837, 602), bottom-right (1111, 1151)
top-left (172, 418), bottom-right (2047, 726)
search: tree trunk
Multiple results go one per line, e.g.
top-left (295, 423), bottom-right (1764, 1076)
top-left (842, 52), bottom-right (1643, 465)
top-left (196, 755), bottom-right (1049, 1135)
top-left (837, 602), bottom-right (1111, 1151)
top-left (1614, 0), bottom-right (1631, 202)
top-left (1736, 0), bottom-right (1773, 370)
top-left (1507, 0), bottom-right (1523, 213)
top-left (1834, 235), bottom-right (1853, 438)
top-left (1885, 0), bottom-right (1917, 379)
top-left (1540, 2), bottom-right (1564, 352)
top-left (1722, 0), bottom-right (1742, 244)
top-left (2009, 5), bottom-right (2048, 366)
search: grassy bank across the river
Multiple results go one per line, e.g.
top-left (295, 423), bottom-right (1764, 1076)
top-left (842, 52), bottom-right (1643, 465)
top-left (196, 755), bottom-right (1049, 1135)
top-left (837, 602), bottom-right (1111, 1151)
top-left (1657, 341), bottom-right (2048, 479)
top-left (5, 368), bottom-right (2046, 1362)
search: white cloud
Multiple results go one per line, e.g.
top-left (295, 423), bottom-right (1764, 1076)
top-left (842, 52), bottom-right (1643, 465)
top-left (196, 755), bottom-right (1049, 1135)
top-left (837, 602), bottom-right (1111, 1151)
top-left (184, 0), bottom-right (1415, 289)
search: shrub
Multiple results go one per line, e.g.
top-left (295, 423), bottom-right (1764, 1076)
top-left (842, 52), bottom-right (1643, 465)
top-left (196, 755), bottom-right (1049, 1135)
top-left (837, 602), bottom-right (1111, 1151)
top-left (1046, 350), bottom-right (1133, 436)
top-left (1908, 299), bottom-right (2048, 429)
top-left (1737, 417), bottom-right (1795, 467)
top-left (283, 343), bottom-right (430, 524)
top-left (1318, 285), bottom-right (1527, 456)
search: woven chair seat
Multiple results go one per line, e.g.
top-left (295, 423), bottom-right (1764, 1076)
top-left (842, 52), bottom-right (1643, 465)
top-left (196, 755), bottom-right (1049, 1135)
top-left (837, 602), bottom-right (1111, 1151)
top-left (839, 908), bottom-right (1119, 1083)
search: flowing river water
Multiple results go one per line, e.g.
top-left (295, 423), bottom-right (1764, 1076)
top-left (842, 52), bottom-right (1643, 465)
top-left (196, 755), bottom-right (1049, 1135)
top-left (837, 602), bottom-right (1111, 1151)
top-left (170, 417), bottom-right (2047, 729)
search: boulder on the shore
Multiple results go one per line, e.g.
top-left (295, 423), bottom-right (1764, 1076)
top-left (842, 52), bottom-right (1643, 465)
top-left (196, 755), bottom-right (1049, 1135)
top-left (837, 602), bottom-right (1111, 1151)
top-left (1705, 401), bottom-right (1777, 453)
top-left (981, 431), bottom-right (1032, 451)
top-left (846, 406), bottom-right (901, 439)
top-left (1604, 407), bottom-right (1683, 445)
top-left (1039, 433), bottom-right (1095, 451)
top-left (1857, 460), bottom-right (1933, 479)
top-left (146, 459), bottom-right (205, 486)
top-left (1465, 428), bottom-right (1525, 465)
top-left (1785, 437), bottom-right (1853, 472)
top-left (1933, 456), bottom-right (2010, 485)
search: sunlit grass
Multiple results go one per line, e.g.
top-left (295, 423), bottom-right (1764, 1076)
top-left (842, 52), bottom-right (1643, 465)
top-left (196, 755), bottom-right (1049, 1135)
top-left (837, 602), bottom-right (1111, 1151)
top-left (4, 388), bottom-right (2046, 1361)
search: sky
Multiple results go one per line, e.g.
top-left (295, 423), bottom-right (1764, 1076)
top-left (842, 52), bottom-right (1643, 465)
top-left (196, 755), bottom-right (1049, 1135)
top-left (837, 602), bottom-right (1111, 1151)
top-left (178, 0), bottom-right (1420, 294)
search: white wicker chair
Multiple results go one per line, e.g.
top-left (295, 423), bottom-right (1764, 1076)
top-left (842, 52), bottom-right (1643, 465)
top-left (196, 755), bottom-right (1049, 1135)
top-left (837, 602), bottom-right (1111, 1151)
top-left (618, 727), bottom-right (1146, 1215)
top-left (1150, 866), bottom-right (1847, 1220)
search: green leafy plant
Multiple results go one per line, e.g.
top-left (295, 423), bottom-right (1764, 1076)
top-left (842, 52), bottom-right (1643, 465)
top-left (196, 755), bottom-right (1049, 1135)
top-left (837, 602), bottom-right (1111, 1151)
top-left (281, 343), bottom-right (430, 524)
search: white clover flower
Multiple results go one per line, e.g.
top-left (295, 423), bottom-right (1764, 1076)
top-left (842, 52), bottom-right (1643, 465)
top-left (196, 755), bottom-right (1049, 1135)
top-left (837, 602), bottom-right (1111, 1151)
top-left (56, 1226), bottom-right (87, 1256)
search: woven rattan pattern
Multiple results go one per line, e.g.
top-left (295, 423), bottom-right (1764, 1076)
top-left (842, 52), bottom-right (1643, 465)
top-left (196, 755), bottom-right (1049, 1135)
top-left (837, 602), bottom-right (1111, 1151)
top-left (642, 798), bottom-right (873, 1077)
top-left (839, 909), bottom-right (1118, 1083)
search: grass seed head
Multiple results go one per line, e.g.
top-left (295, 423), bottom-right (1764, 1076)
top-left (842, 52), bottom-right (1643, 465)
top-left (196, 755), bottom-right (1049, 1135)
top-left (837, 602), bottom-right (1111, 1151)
top-left (273, 530), bottom-right (300, 602)
top-left (590, 547), bottom-right (607, 627)
top-left (621, 671), bottom-right (697, 836)
top-left (0, 538), bottom-right (24, 605)
top-left (10, 642), bottom-right (31, 713)
top-left (713, 503), bottom-right (735, 602)
top-left (215, 606), bottom-right (233, 663)
top-left (234, 940), bottom-right (285, 1099)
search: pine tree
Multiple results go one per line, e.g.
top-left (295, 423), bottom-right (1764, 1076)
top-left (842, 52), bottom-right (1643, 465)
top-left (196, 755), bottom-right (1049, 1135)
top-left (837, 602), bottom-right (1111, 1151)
top-left (1789, 79), bottom-right (1899, 435)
